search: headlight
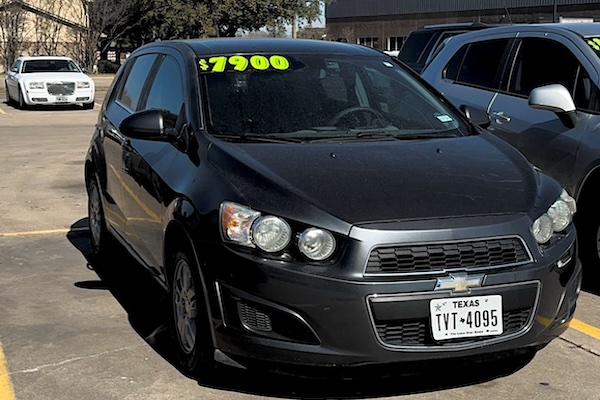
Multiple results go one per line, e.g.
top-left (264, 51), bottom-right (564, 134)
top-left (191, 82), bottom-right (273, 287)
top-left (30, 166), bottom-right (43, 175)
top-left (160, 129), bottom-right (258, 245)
top-left (252, 216), bottom-right (291, 252)
top-left (298, 228), bottom-right (336, 261)
top-left (532, 189), bottom-right (576, 244)
top-left (28, 81), bottom-right (44, 89)
top-left (77, 81), bottom-right (91, 88)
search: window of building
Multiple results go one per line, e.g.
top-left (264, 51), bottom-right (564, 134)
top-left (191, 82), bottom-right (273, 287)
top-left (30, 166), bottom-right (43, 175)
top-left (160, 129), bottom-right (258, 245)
top-left (358, 37), bottom-right (380, 49)
top-left (388, 36), bottom-right (404, 51)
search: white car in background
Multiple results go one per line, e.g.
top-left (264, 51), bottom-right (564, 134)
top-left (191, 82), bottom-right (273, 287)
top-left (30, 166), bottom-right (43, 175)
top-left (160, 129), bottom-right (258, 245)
top-left (4, 56), bottom-right (95, 109)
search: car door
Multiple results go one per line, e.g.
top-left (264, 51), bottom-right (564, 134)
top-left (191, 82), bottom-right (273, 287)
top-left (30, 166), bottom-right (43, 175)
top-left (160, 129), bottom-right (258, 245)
top-left (102, 53), bottom-right (159, 239)
top-left (6, 60), bottom-right (22, 99)
top-left (426, 36), bottom-right (515, 117)
top-left (122, 54), bottom-right (186, 272)
top-left (487, 34), bottom-right (594, 187)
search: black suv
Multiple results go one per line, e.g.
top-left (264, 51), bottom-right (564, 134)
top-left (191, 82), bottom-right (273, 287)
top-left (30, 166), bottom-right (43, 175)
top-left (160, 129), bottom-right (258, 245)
top-left (85, 38), bottom-right (580, 378)
top-left (398, 22), bottom-right (496, 73)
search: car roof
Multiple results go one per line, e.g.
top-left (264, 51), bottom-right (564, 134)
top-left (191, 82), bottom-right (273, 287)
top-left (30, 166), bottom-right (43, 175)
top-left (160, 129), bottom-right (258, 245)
top-left (18, 56), bottom-right (74, 61)
top-left (416, 22), bottom-right (499, 32)
top-left (135, 38), bottom-right (383, 58)
top-left (450, 22), bottom-right (600, 39)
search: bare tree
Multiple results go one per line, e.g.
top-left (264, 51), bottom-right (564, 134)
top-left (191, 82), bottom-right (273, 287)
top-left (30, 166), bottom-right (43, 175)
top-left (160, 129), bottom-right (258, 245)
top-left (340, 26), bottom-right (355, 44)
top-left (0, 0), bottom-right (28, 72)
top-left (32, 0), bottom-right (67, 56)
top-left (70, 0), bottom-right (134, 71)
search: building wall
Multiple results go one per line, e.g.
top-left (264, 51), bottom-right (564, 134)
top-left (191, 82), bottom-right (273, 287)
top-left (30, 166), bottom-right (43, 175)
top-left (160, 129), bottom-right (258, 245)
top-left (0, 0), bottom-right (87, 71)
top-left (325, 2), bottom-right (600, 51)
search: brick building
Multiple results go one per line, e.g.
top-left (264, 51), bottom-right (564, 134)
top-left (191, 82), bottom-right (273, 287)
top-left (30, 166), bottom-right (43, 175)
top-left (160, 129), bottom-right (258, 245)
top-left (325, 0), bottom-right (600, 52)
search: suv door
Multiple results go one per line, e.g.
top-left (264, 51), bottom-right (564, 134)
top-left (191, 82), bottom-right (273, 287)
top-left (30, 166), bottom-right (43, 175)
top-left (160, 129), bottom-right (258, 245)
top-left (431, 36), bottom-right (514, 118)
top-left (487, 34), bottom-right (597, 188)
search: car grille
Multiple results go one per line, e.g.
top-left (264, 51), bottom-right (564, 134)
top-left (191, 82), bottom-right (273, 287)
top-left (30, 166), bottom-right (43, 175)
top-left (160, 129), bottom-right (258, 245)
top-left (47, 82), bottom-right (75, 96)
top-left (368, 281), bottom-right (539, 349)
top-left (375, 308), bottom-right (531, 347)
top-left (366, 237), bottom-right (531, 275)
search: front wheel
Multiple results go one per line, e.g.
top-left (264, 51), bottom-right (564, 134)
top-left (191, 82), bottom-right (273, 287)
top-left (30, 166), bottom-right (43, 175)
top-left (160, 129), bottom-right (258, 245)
top-left (170, 250), bottom-right (214, 377)
top-left (17, 87), bottom-right (26, 109)
top-left (576, 212), bottom-right (600, 288)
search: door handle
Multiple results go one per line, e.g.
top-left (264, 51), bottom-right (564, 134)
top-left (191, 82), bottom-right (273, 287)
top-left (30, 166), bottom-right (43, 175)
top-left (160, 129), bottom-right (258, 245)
top-left (491, 111), bottom-right (511, 124)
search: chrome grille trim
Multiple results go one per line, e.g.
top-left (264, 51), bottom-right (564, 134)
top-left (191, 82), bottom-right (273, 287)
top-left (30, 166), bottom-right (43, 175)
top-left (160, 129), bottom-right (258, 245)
top-left (46, 81), bottom-right (75, 96)
top-left (364, 235), bottom-right (533, 277)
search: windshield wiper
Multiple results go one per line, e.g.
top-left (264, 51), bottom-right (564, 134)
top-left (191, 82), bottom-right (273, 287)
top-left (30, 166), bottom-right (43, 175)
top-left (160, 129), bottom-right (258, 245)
top-left (211, 134), bottom-right (304, 143)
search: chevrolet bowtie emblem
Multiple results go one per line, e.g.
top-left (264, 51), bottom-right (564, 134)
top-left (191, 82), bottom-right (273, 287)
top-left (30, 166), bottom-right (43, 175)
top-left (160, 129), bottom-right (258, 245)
top-left (435, 272), bottom-right (484, 293)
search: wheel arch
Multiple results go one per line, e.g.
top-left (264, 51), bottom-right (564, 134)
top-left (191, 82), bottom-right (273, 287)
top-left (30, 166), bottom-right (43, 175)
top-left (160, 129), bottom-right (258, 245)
top-left (163, 199), bottom-right (220, 347)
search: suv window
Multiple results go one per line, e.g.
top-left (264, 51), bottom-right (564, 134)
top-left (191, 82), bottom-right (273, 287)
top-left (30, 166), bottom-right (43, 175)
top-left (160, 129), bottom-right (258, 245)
top-left (117, 54), bottom-right (158, 111)
top-left (445, 39), bottom-right (511, 89)
top-left (399, 31), bottom-right (436, 64)
top-left (508, 38), bottom-right (579, 98)
top-left (144, 55), bottom-right (184, 117)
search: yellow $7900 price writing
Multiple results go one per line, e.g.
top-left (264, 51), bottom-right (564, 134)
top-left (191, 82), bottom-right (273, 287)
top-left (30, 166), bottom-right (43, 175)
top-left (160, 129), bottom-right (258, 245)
top-left (199, 55), bottom-right (290, 73)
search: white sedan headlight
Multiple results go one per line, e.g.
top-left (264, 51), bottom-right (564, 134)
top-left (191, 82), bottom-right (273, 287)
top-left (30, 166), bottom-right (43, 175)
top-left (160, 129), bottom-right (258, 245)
top-left (77, 81), bottom-right (91, 89)
top-left (532, 190), bottom-right (576, 244)
top-left (28, 81), bottom-right (45, 89)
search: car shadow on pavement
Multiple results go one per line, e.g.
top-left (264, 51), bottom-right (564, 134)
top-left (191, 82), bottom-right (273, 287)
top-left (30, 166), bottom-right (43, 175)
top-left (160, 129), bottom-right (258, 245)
top-left (66, 217), bottom-right (536, 398)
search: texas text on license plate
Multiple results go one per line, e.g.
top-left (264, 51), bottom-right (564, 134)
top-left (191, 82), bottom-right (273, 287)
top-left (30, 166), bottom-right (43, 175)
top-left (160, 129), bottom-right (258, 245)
top-left (430, 295), bottom-right (503, 341)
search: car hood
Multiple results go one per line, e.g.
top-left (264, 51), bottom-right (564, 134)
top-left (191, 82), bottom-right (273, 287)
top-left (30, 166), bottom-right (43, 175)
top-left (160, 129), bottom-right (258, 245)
top-left (207, 133), bottom-right (544, 231)
top-left (20, 72), bottom-right (92, 83)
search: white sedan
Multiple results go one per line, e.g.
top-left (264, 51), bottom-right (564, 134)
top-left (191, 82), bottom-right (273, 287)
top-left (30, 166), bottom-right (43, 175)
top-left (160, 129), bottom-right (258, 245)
top-left (4, 56), bottom-right (95, 109)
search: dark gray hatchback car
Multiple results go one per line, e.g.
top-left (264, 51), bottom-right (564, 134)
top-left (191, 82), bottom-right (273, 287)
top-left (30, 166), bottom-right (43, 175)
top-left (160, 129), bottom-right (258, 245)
top-left (422, 23), bottom-right (600, 285)
top-left (85, 38), bottom-right (581, 377)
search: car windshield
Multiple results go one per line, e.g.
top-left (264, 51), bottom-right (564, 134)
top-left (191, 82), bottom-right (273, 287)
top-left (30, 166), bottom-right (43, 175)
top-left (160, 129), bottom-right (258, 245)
top-left (200, 53), bottom-right (468, 141)
top-left (21, 59), bottom-right (81, 73)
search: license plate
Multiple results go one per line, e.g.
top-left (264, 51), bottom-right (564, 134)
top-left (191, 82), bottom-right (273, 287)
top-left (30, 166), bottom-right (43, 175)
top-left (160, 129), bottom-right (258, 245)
top-left (430, 295), bottom-right (503, 341)
top-left (55, 96), bottom-right (68, 102)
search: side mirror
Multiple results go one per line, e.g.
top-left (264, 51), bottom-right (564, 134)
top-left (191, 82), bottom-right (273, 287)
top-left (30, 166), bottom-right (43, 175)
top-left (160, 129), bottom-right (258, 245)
top-left (529, 84), bottom-right (577, 128)
top-left (119, 109), bottom-right (171, 141)
top-left (460, 105), bottom-right (491, 129)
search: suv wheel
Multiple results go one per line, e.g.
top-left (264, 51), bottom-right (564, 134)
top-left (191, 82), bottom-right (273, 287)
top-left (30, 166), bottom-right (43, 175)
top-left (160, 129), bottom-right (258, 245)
top-left (170, 250), bottom-right (214, 377)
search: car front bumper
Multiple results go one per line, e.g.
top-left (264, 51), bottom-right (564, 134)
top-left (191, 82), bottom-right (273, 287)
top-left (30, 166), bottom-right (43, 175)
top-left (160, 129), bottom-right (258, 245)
top-left (23, 87), bottom-right (94, 106)
top-left (201, 215), bottom-right (581, 372)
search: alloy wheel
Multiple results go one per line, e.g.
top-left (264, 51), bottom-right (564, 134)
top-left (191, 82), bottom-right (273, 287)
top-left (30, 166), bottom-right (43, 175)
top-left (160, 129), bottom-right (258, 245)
top-left (173, 257), bottom-right (198, 354)
top-left (88, 180), bottom-right (103, 250)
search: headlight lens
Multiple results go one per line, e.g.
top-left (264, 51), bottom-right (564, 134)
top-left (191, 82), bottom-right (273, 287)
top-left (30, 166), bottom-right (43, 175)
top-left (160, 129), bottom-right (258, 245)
top-left (252, 216), bottom-right (291, 252)
top-left (220, 202), bottom-right (260, 247)
top-left (532, 190), bottom-right (576, 244)
top-left (28, 81), bottom-right (44, 89)
top-left (220, 202), bottom-right (336, 260)
top-left (298, 228), bottom-right (336, 261)
top-left (77, 81), bottom-right (91, 88)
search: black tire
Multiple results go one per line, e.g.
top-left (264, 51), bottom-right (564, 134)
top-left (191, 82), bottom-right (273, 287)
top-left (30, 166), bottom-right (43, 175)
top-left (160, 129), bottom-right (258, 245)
top-left (169, 250), bottom-right (214, 377)
top-left (82, 101), bottom-right (94, 110)
top-left (87, 174), bottom-right (112, 257)
top-left (5, 83), bottom-right (12, 104)
top-left (576, 212), bottom-right (600, 288)
top-left (17, 87), bottom-right (26, 109)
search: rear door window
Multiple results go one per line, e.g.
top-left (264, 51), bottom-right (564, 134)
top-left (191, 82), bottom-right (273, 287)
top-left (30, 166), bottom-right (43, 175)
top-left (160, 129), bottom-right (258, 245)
top-left (444, 39), bottom-right (511, 90)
